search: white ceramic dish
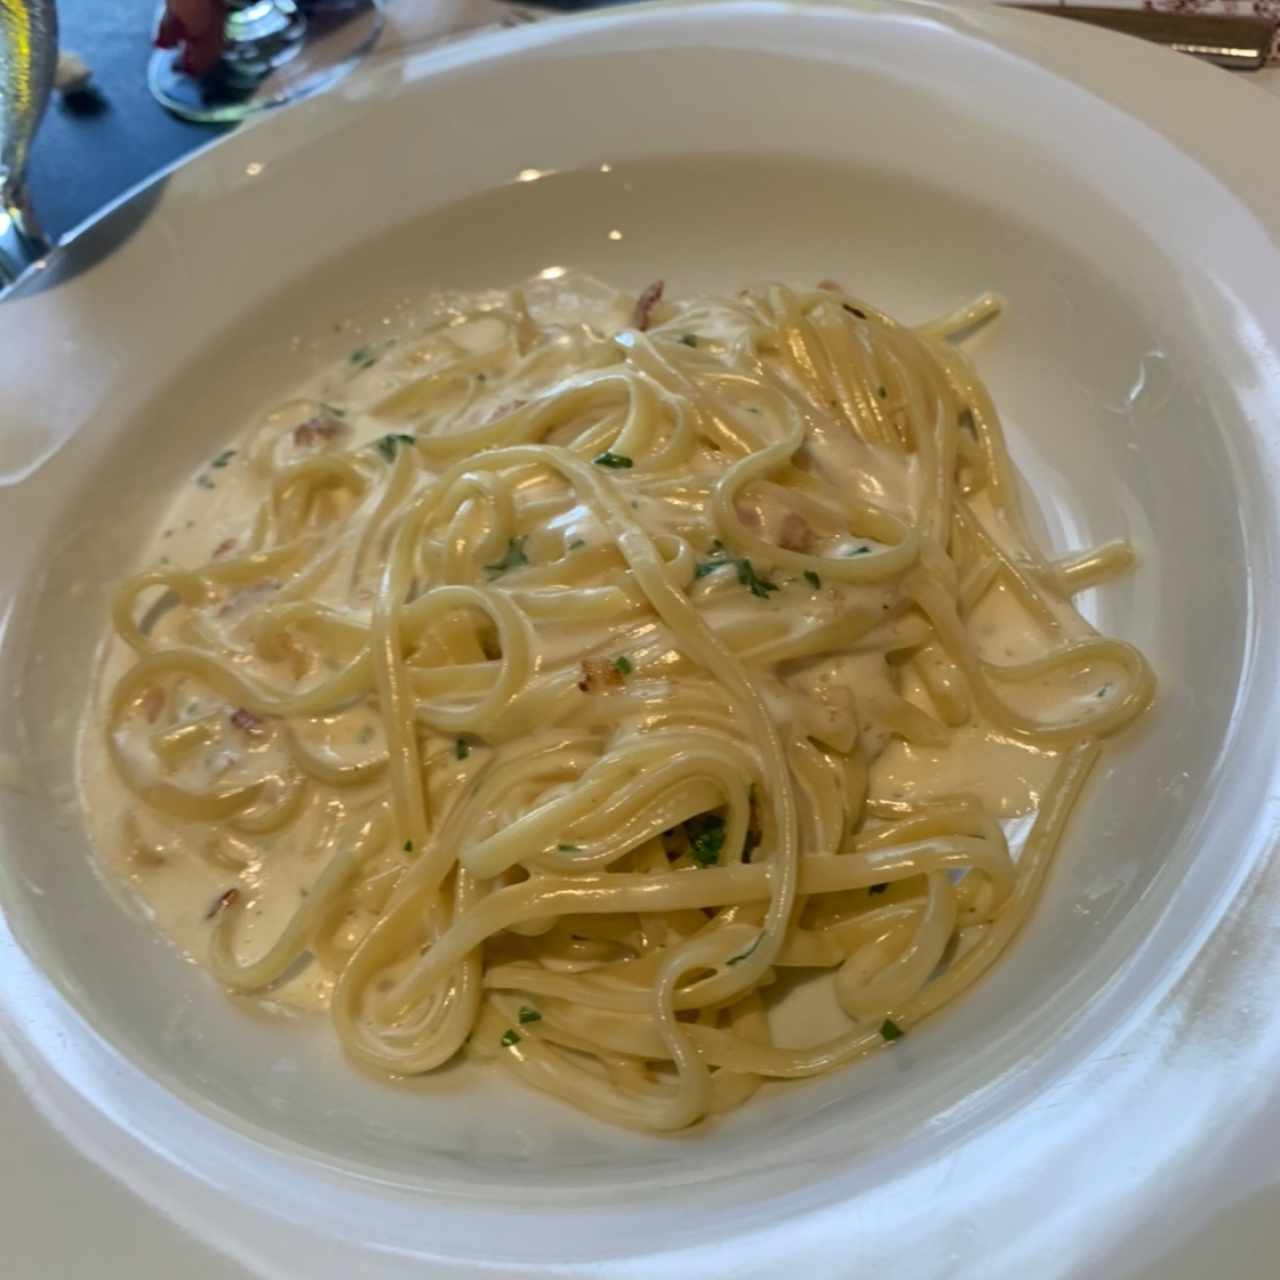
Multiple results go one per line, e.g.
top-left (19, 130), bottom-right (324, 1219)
top-left (4, 2), bottom-right (1280, 1275)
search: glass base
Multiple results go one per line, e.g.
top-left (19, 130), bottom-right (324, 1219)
top-left (149, 0), bottom-right (384, 125)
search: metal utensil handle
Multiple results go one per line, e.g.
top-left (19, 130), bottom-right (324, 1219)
top-left (1019, 5), bottom-right (1276, 71)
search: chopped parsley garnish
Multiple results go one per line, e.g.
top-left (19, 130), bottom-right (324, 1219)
top-left (689, 816), bottom-right (726, 868)
top-left (211, 449), bottom-right (236, 468)
top-left (593, 451), bottom-right (634, 469)
top-left (1096, 684), bottom-right (1112, 699)
top-left (735, 559), bottom-right (780, 599)
top-left (568, 538), bottom-right (586, 551)
top-left (803, 570), bottom-right (822, 589)
top-left (403, 840), bottom-right (413, 852)
top-left (876, 385), bottom-right (887, 399)
top-left (678, 333), bottom-right (699, 348)
top-left (880, 1018), bottom-right (904, 1042)
top-left (500, 1028), bottom-right (521, 1047)
top-left (348, 345), bottom-right (379, 369)
top-left (518, 1006), bottom-right (542, 1025)
top-left (613, 655), bottom-right (633, 677)
top-left (484, 536), bottom-right (529, 578)
top-left (455, 738), bottom-right (470, 760)
top-left (869, 882), bottom-right (888, 895)
top-left (558, 843), bottom-right (580, 852)
top-left (319, 402), bottom-right (347, 418)
top-left (694, 541), bottom-right (779, 599)
top-left (727, 935), bottom-right (761, 966)
top-left (195, 474), bottom-right (216, 490)
top-left (743, 783), bottom-right (762, 862)
top-left (848, 545), bottom-right (872, 556)
top-left (375, 433), bottom-right (417, 462)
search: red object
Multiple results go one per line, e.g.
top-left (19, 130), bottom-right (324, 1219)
top-left (633, 280), bottom-right (664, 332)
top-left (155, 0), bottom-right (228, 79)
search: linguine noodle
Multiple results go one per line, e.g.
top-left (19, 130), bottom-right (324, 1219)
top-left (81, 275), bottom-right (1155, 1130)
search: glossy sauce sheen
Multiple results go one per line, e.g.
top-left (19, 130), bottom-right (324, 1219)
top-left (79, 279), bottom-right (1072, 1014)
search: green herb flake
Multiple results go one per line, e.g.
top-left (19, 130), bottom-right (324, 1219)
top-left (735, 558), bottom-right (779, 600)
top-left (803, 570), bottom-right (822, 590)
top-left (319, 402), bottom-right (347, 418)
top-left (484, 536), bottom-right (529, 579)
top-left (375, 433), bottom-right (417, 463)
top-left (869, 882), bottom-right (888, 895)
top-left (689, 816), bottom-right (726, 868)
top-left (211, 449), bottom-right (236, 469)
top-left (568, 538), bottom-right (586, 551)
top-left (694, 542), bottom-right (778, 599)
top-left (848, 545), bottom-right (872, 557)
top-left (613, 655), bottom-right (633, 677)
top-left (880, 1018), bottom-right (904, 1042)
top-left (403, 840), bottom-right (413, 852)
top-left (727, 935), bottom-right (761, 966)
top-left (1096, 684), bottom-right (1112, 699)
top-left (593, 451), bottom-right (634, 469)
top-left (743, 783), bottom-right (763, 863)
top-left (349, 345), bottom-right (379, 370)
top-left (876, 385), bottom-right (888, 399)
top-left (500, 1028), bottom-right (521, 1047)
top-left (678, 333), bottom-right (699, 348)
top-left (558, 843), bottom-right (580, 852)
top-left (195, 475), bottom-right (216, 490)
top-left (455, 738), bottom-right (470, 760)
top-left (518, 1006), bottom-right (542, 1025)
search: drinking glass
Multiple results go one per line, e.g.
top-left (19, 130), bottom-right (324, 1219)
top-left (0, 0), bottom-right (56, 284)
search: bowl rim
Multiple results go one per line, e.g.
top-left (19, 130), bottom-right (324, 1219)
top-left (4, 3), bottom-right (1280, 1277)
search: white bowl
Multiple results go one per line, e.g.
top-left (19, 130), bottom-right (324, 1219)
top-left (3, 2), bottom-right (1280, 1275)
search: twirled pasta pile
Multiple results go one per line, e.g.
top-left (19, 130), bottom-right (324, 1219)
top-left (84, 275), bottom-right (1154, 1130)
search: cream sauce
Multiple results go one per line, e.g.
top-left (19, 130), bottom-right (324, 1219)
top-left (77, 274), bottom-right (1088, 1011)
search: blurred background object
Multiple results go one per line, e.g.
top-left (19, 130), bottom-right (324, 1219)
top-left (0, 0), bottom-right (57, 281)
top-left (25, 0), bottom-right (518, 242)
top-left (149, 0), bottom-right (385, 124)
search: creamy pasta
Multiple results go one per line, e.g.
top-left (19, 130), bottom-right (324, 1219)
top-left (79, 274), bottom-right (1155, 1131)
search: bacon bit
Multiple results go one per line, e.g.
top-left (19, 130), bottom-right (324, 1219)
top-left (485, 398), bottom-right (527, 424)
top-left (577, 658), bottom-right (626, 693)
top-left (205, 887), bottom-right (240, 920)
top-left (842, 302), bottom-right (867, 320)
top-left (633, 279), bottom-right (664, 331)
top-left (229, 707), bottom-right (262, 733)
top-left (140, 686), bottom-right (165, 724)
top-left (212, 537), bottom-right (237, 559)
top-left (293, 415), bottom-right (344, 448)
top-left (778, 511), bottom-right (815, 553)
